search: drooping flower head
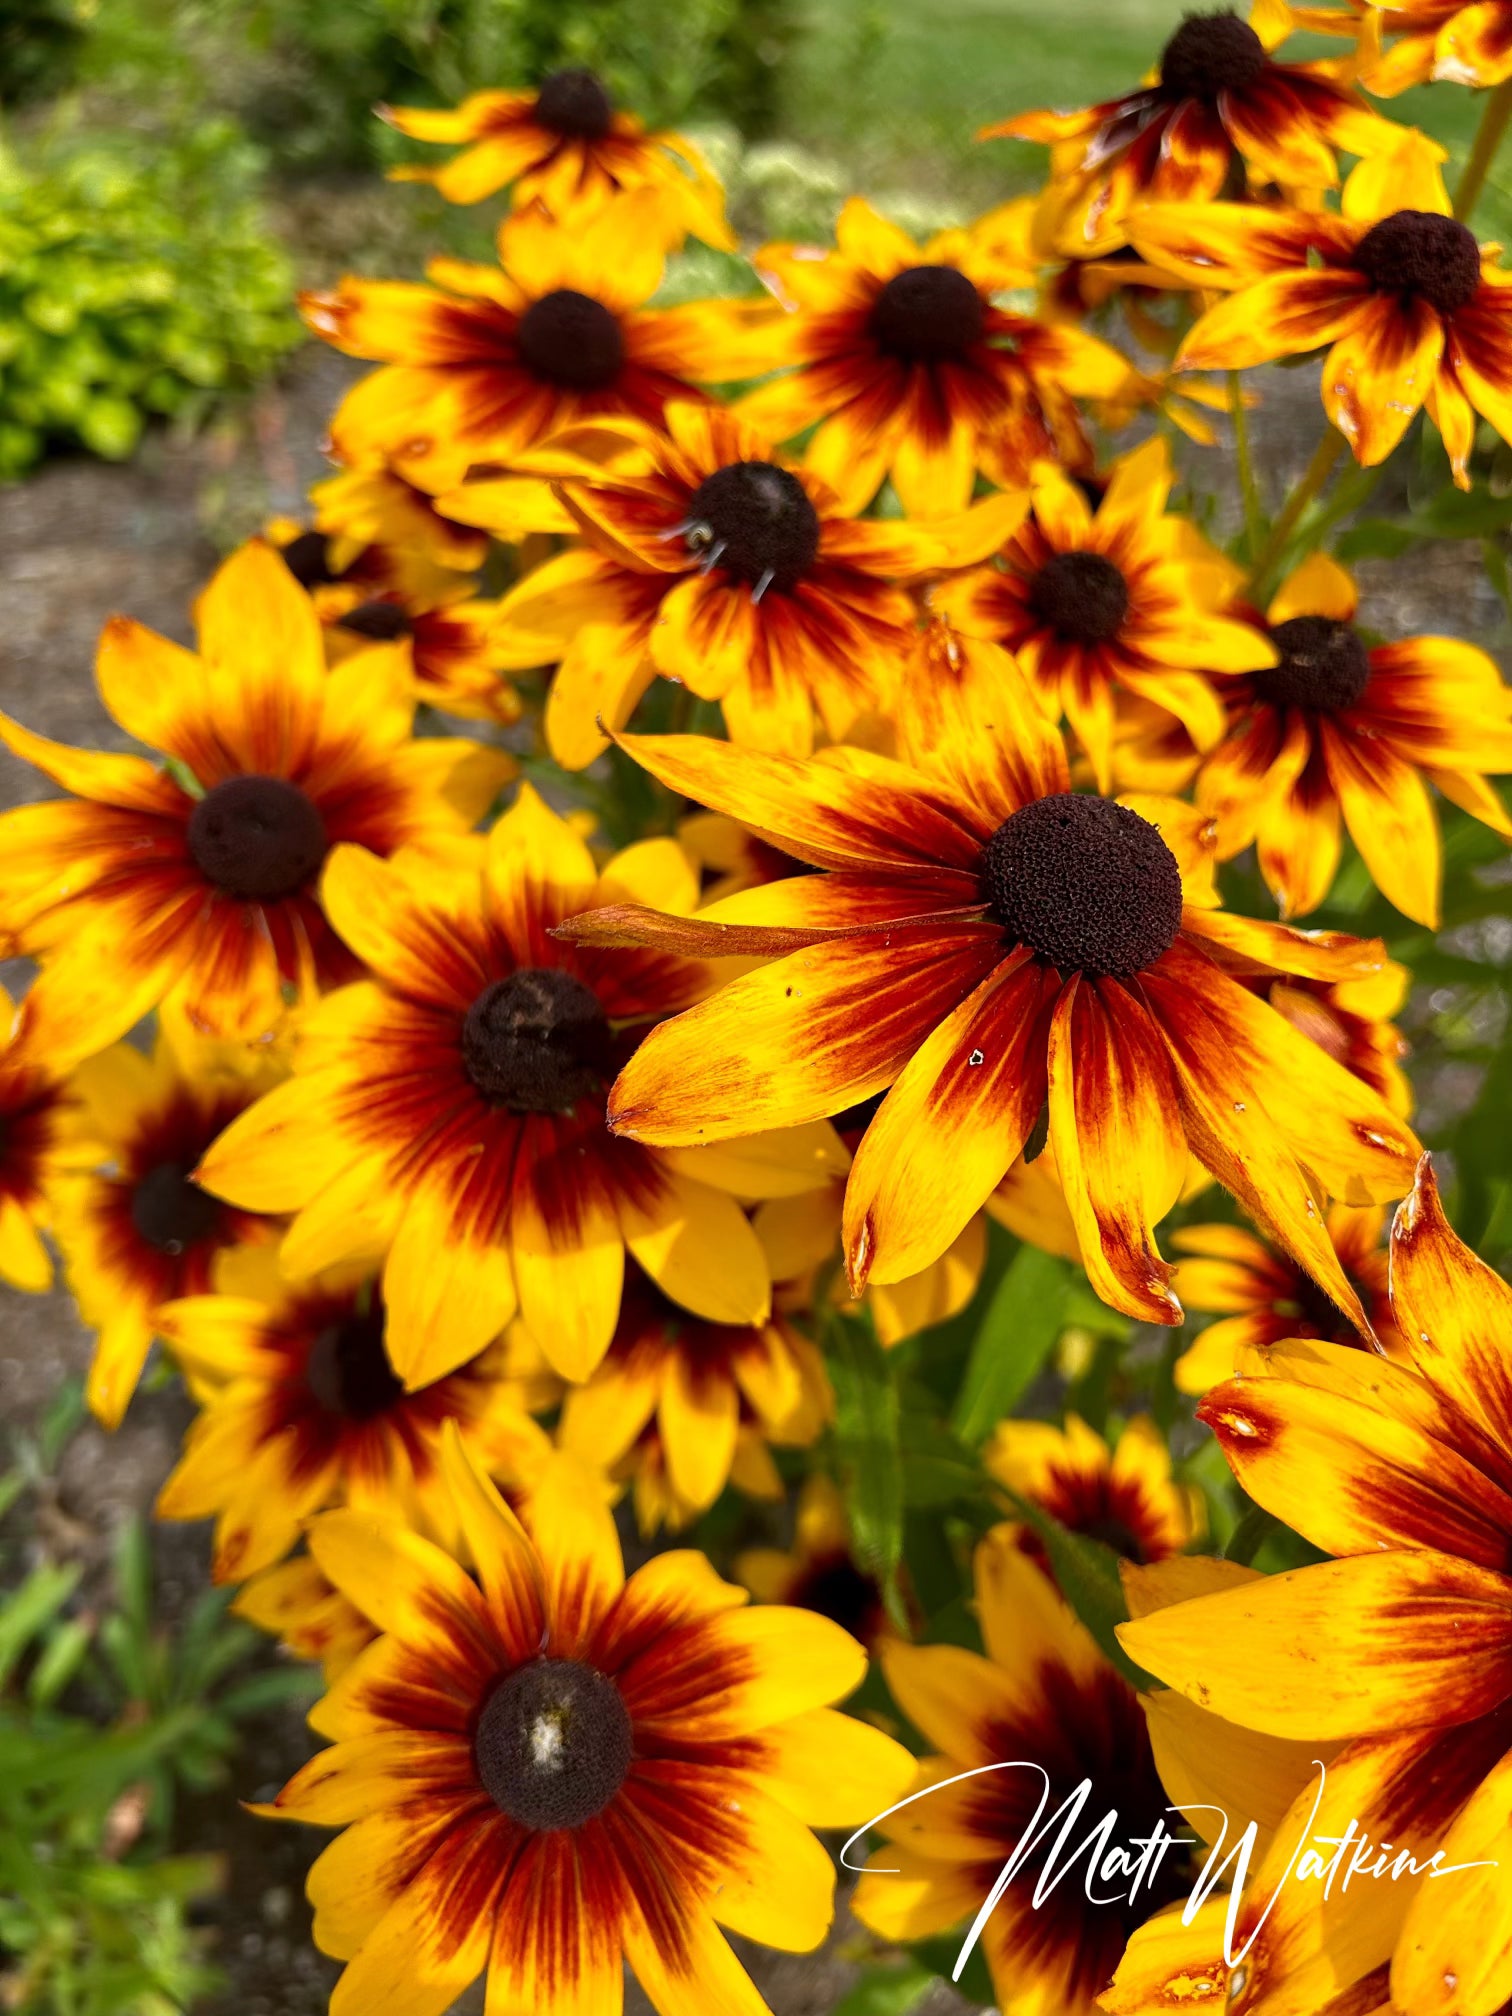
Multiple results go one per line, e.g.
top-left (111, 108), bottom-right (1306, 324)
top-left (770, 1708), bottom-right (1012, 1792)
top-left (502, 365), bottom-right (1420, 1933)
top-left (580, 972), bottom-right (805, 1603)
top-left (259, 1429), bottom-right (915, 2016)
top-left (299, 196), bottom-right (758, 494)
top-left (305, 459), bottom-right (493, 577)
top-left (990, 2), bottom-right (1398, 255)
top-left (154, 1246), bottom-right (550, 1583)
top-left (197, 788), bottom-right (816, 1390)
top-left (0, 541), bottom-right (509, 1062)
top-left (380, 68), bottom-right (734, 249)
top-left (1120, 1156), bottom-right (1512, 2016)
top-left (51, 1017), bottom-right (283, 1428)
top-left (1130, 138), bottom-right (1512, 486)
top-left (233, 1553), bottom-right (375, 1683)
top-left (1172, 1200), bottom-right (1402, 1391)
top-left (561, 636), bottom-right (1420, 1330)
top-left (1364, 0), bottom-right (1512, 91)
top-left (931, 436), bottom-right (1276, 789)
top-left (984, 1411), bottom-right (1204, 1568)
top-left (736, 198), bottom-right (1127, 515)
top-left (445, 402), bottom-right (1010, 762)
top-left (557, 1269), bottom-right (832, 1534)
top-left (851, 1525), bottom-right (1194, 2014)
top-left (1193, 552), bottom-right (1512, 925)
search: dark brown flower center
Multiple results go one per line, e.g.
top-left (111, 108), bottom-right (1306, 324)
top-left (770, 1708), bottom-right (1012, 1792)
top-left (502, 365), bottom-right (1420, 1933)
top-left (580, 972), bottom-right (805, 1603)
top-left (1159, 11), bottom-right (1267, 99)
top-left (983, 793), bottom-right (1183, 977)
top-left (280, 530), bottom-right (336, 589)
top-left (304, 1302), bottom-right (405, 1421)
top-left (461, 969), bottom-right (612, 1112)
top-left (791, 1554), bottom-right (884, 1640)
top-left (1353, 210), bottom-right (1481, 315)
top-left (1079, 1515), bottom-right (1149, 1564)
top-left (474, 1657), bottom-right (633, 1829)
top-left (336, 598), bottom-right (413, 641)
top-left (869, 264), bottom-right (986, 363)
top-left (1027, 551), bottom-right (1129, 645)
top-left (187, 776), bottom-right (328, 902)
top-left (683, 461), bottom-right (821, 592)
top-left (130, 1162), bottom-right (221, 1255)
top-left (516, 289), bottom-right (624, 390)
top-left (1253, 615), bottom-right (1371, 711)
top-left (533, 68), bottom-right (614, 139)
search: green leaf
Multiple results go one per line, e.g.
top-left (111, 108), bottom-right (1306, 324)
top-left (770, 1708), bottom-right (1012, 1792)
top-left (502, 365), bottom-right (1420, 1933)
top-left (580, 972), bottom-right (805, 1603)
top-left (0, 1561), bottom-right (83, 1688)
top-left (833, 1959), bottom-right (939, 2016)
top-left (826, 1309), bottom-right (906, 1629)
top-left (993, 1484), bottom-right (1153, 1689)
top-left (1224, 1503), bottom-right (1280, 1567)
top-left (951, 1245), bottom-right (1068, 1444)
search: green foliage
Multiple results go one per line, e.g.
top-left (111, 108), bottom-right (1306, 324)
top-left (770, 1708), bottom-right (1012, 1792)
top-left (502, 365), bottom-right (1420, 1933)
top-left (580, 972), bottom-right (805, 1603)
top-left (827, 1307), bottom-right (907, 1629)
top-left (0, 1414), bottom-right (317, 2014)
top-left (0, 0), bottom-right (89, 104)
top-left (0, 118), bottom-right (299, 480)
top-left (951, 1244), bottom-right (1068, 1443)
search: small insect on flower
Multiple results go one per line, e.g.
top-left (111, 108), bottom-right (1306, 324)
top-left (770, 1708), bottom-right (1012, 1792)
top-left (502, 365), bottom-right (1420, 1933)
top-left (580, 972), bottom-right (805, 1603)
top-left (558, 635), bottom-right (1420, 1330)
top-left (256, 1428), bottom-right (916, 2016)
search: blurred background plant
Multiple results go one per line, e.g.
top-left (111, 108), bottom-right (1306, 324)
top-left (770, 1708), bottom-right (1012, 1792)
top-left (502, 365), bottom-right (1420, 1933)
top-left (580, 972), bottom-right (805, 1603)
top-left (0, 1384), bottom-right (317, 2016)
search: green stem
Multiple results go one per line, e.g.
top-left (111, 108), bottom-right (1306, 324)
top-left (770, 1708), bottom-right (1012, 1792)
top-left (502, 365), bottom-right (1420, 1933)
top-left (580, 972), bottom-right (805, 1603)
top-left (1246, 427), bottom-right (1347, 600)
top-left (1230, 371), bottom-right (1265, 561)
top-left (1455, 74), bottom-right (1512, 223)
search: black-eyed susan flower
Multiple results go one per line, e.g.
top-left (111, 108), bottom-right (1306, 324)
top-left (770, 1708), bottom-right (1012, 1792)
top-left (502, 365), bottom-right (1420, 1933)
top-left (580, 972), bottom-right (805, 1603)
top-left (307, 459), bottom-right (492, 576)
top-left (736, 198), bottom-right (1127, 515)
top-left (154, 1247), bottom-right (550, 1584)
top-left (0, 1001), bottom-right (83, 1295)
top-left (300, 195), bottom-right (759, 495)
top-left (0, 540), bottom-right (509, 1062)
top-left (737, 1474), bottom-right (891, 1649)
top-left (1172, 1200), bottom-right (1402, 1391)
top-left (851, 1523), bottom-right (1193, 2015)
top-left (1193, 552), bottom-right (1512, 926)
top-left (1130, 136), bottom-right (1512, 485)
top-left (259, 1429), bottom-right (916, 2016)
top-left (51, 1018), bottom-right (281, 1429)
top-left (561, 635), bottom-right (1420, 1329)
top-left (1365, 0), bottom-right (1512, 90)
top-left (381, 68), bottom-right (734, 250)
top-left (1262, 949), bottom-right (1414, 1118)
top-left (233, 1553), bottom-right (376, 1683)
top-left (931, 438), bottom-right (1275, 790)
top-left (557, 1270), bottom-right (830, 1533)
top-left (990, 3), bottom-right (1398, 255)
top-left (1121, 1155), bottom-right (1512, 2016)
top-left (445, 402), bottom-right (1006, 762)
top-left (984, 1411), bottom-right (1203, 1566)
top-left (196, 788), bottom-right (802, 1388)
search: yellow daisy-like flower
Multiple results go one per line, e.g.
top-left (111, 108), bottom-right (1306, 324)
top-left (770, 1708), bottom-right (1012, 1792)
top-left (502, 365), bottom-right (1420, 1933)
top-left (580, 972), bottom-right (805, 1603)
top-left (1193, 552), bottom-right (1512, 926)
top-left (1259, 952), bottom-right (1414, 1119)
top-left (984, 1411), bottom-right (1204, 1566)
top-left (931, 437), bottom-right (1276, 790)
top-left (851, 1524), bottom-right (1196, 2015)
top-left (233, 1554), bottom-right (376, 1683)
top-left (154, 1247), bottom-right (550, 1584)
top-left (559, 639), bottom-right (1420, 1330)
top-left (380, 67), bottom-right (734, 250)
top-left (1120, 1155), bottom-right (1512, 2016)
top-left (51, 1019), bottom-right (283, 1429)
top-left (196, 787), bottom-right (828, 1388)
top-left (1365, 0), bottom-right (1512, 90)
top-left (445, 402), bottom-right (1010, 763)
top-left (989, 0), bottom-right (1398, 256)
top-left (299, 195), bottom-right (759, 495)
top-left (0, 1000), bottom-right (85, 1295)
top-left (557, 1269), bottom-right (831, 1534)
top-left (737, 1474), bottom-right (892, 1649)
top-left (307, 460), bottom-right (493, 577)
top-left (1129, 137), bottom-right (1512, 486)
top-left (735, 197), bottom-right (1127, 516)
top-left (0, 541), bottom-right (510, 1062)
top-left (259, 1430), bottom-right (915, 2016)
top-left (1172, 1201), bottom-right (1403, 1392)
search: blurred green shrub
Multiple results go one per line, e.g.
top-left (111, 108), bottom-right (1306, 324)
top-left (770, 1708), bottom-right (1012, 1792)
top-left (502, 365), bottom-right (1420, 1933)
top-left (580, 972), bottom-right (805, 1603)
top-left (0, 117), bottom-right (300, 480)
top-left (0, 0), bottom-right (89, 106)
